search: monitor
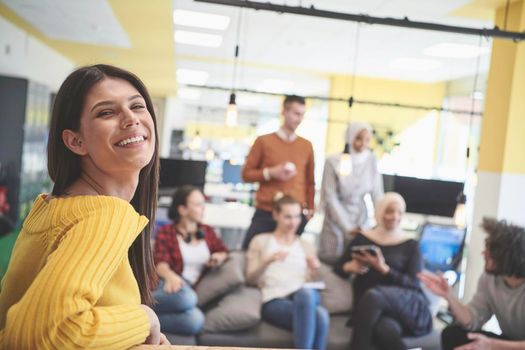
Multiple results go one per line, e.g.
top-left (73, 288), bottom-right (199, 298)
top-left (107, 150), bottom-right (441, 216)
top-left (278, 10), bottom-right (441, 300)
top-left (159, 158), bottom-right (207, 190)
top-left (382, 174), bottom-right (464, 217)
top-left (222, 161), bottom-right (243, 185)
top-left (419, 223), bottom-right (466, 272)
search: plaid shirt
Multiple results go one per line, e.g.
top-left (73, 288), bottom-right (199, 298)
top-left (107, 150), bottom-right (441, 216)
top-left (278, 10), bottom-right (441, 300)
top-left (153, 223), bottom-right (228, 277)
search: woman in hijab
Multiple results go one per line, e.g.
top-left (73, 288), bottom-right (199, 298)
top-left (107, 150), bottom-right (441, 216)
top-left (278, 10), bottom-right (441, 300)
top-left (319, 122), bottom-right (383, 264)
top-left (334, 192), bottom-right (432, 350)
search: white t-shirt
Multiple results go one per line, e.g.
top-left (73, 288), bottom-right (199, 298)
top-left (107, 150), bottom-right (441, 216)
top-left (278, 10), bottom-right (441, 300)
top-left (178, 237), bottom-right (211, 285)
top-left (261, 237), bottom-right (307, 302)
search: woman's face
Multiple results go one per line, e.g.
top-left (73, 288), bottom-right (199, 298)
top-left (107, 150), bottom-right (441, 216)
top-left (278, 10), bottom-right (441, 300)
top-left (180, 190), bottom-right (205, 224)
top-left (274, 203), bottom-right (302, 234)
top-left (382, 201), bottom-right (403, 231)
top-left (70, 77), bottom-right (155, 175)
top-left (352, 129), bottom-right (371, 153)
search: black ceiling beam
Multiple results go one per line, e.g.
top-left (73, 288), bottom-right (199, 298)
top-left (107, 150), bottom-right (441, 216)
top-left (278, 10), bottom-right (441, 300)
top-left (195, 0), bottom-right (525, 41)
top-left (186, 84), bottom-right (483, 116)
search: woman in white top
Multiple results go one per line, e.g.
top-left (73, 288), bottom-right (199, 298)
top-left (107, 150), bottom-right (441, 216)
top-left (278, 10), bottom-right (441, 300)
top-left (319, 122), bottom-right (384, 264)
top-left (246, 195), bottom-right (329, 350)
top-left (153, 186), bottom-right (228, 335)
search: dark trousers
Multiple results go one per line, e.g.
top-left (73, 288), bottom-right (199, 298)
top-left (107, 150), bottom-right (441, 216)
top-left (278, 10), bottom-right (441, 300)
top-left (350, 287), bottom-right (432, 350)
top-left (442, 324), bottom-right (506, 350)
top-left (242, 208), bottom-right (308, 250)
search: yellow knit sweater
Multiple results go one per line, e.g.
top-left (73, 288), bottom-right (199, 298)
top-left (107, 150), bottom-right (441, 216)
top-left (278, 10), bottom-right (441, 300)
top-left (0, 194), bottom-right (150, 349)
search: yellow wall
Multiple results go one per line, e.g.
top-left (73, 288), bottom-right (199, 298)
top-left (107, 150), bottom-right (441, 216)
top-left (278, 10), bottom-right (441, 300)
top-left (325, 74), bottom-right (446, 155)
top-left (0, 0), bottom-right (177, 97)
top-left (478, 0), bottom-right (525, 174)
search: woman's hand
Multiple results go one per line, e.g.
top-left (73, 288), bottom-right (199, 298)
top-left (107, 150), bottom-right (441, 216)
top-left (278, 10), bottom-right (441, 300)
top-left (352, 248), bottom-right (390, 275)
top-left (418, 271), bottom-right (451, 298)
top-left (163, 272), bottom-right (184, 294)
top-left (306, 255), bottom-right (321, 271)
top-left (159, 333), bottom-right (171, 345)
top-left (343, 259), bottom-right (370, 274)
top-left (266, 250), bottom-right (289, 265)
top-left (208, 252), bottom-right (228, 267)
top-left (140, 304), bottom-right (161, 345)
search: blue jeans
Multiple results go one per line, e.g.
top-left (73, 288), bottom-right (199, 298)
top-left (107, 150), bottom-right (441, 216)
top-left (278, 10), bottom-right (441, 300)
top-left (153, 281), bottom-right (204, 335)
top-left (262, 288), bottom-right (329, 350)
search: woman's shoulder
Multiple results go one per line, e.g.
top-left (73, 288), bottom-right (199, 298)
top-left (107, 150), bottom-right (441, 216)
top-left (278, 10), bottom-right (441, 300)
top-left (248, 233), bottom-right (273, 248)
top-left (50, 195), bottom-right (147, 236)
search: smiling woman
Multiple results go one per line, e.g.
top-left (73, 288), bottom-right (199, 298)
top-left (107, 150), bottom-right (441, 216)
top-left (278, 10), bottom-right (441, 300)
top-left (0, 65), bottom-right (168, 349)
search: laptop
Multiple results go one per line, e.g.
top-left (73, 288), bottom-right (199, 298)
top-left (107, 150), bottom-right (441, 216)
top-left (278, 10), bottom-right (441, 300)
top-left (419, 223), bottom-right (466, 273)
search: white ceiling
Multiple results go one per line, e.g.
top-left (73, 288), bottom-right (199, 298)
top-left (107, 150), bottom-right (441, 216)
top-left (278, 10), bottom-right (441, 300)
top-left (1, 0), bottom-right (131, 47)
top-left (1, 0), bottom-right (496, 103)
top-left (173, 0), bottom-right (494, 98)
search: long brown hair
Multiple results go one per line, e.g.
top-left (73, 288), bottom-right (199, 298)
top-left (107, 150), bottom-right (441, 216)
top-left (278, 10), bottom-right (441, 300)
top-left (47, 64), bottom-right (159, 305)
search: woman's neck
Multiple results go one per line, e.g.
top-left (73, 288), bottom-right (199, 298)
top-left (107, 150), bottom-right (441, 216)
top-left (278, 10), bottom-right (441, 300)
top-left (66, 162), bottom-right (140, 202)
top-left (177, 219), bottom-right (198, 237)
top-left (274, 228), bottom-right (296, 244)
top-left (365, 226), bottom-right (406, 245)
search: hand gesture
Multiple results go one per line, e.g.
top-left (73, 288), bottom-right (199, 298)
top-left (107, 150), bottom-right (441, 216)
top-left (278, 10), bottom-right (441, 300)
top-left (269, 163), bottom-right (297, 181)
top-left (207, 252), bottom-right (228, 267)
top-left (163, 272), bottom-right (184, 294)
top-left (454, 333), bottom-right (493, 350)
top-left (140, 304), bottom-right (161, 345)
top-left (352, 248), bottom-right (390, 275)
top-left (343, 259), bottom-right (370, 275)
top-left (418, 271), bottom-right (451, 298)
top-left (267, 250), bottom-right (289, 265)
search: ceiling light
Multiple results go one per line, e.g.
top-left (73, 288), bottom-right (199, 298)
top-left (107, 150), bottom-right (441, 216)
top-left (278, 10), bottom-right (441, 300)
top-left (178, 87), bottom-right (201, 100)
top-left (225, 93), bottom-right (238, 127)
top-left (173, 9), bottom-right (230, 30)
top-left (424, 43), bottom-right (490, 59)
top-left (174, 30), bottom-right (223, 47)
top-left (389, 58), bottom-right (442, 72)
top-left (259, 79), bottom-right (295, 93)
top-left (176, 69), bottom-right (209, 85)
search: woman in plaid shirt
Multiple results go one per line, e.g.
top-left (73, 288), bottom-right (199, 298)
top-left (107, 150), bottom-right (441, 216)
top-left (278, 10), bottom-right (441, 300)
top-left (153, 185), bottom-right (228, 335)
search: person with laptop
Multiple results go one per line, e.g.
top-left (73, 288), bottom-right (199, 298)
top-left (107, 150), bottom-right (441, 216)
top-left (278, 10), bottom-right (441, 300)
top-left (419, 218), bottom-right (525, 350)
top-left (334, 192), bottom-right (432, 350)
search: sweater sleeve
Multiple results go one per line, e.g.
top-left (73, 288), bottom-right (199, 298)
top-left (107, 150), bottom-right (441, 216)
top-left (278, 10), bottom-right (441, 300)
top-left (242, 137), bottom-right (265, 183)
top-left (466, 273), bottom-right (494, 330)
top-left (1, 203), bottom-right (150, 349)
top-left (382, 240), bottom-right (422, 290)
top-left (333, 235), bottom-right (363, 278)
top-left (321, 158), bottom-right (355, 234)
top-left (305, 143), bottom-right (315, 210)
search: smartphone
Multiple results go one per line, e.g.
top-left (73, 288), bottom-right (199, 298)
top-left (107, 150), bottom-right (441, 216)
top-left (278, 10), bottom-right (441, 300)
top-left (351, 244), bottom-right (378, 256)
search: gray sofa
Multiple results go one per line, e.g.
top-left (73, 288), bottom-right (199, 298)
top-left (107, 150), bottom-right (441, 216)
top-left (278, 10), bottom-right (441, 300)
top-left (164, 252), bottom-right (441, 350)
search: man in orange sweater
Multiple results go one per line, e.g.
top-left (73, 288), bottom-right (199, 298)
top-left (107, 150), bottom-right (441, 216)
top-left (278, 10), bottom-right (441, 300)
top-left (241, 95), bottom-right (315, 249)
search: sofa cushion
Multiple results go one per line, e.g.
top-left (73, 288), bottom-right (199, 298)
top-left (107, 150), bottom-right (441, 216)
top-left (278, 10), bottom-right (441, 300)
top-left (319, 263), bottom-right (353, 315)
top-left (195, 251), bottom-right (244, 308)
top-left (198, 321), bottom-right (294, 348)
top-left (204, 286), bottom-right (262, 333)
top-left (164, 333), bottom-right (196, 346)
